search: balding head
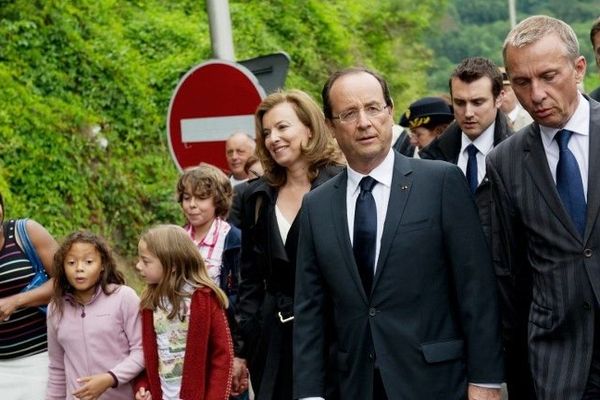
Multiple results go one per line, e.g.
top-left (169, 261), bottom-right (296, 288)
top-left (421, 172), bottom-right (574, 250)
top-left (225, 132), bottom-right (256, 179)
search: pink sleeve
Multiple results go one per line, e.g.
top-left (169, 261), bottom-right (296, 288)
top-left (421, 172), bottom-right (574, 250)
top-left (109, 286), bottom-right (145, 385)
top-left (45, 303), bottom-right (67, 400)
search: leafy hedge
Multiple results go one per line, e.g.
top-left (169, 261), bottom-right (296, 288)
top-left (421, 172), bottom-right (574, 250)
top-left (426, 0), bottom-right (600, 92)
top-left (0, 0), bottom-right (444, 256)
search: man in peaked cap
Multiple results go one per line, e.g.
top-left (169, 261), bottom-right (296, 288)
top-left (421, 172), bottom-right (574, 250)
top-left (398, 96), bottom-right (454, 157)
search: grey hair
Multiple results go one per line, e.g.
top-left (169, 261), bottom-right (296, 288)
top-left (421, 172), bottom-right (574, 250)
top-left (503, 15), bottom-right (580, 64)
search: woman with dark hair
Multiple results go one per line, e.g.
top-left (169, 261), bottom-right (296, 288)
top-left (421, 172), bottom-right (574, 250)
top-left (0, 193), bottom-right (59, 398)
top-left (237, 90), bottom-right (343, 400)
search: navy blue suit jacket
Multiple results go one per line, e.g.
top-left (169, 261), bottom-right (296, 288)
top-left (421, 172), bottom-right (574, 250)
top-left (294, 151), bottom-right (503, 399)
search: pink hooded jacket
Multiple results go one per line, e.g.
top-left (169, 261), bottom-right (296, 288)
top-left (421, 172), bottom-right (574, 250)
top-left (46, 284), bottom-right (144, 400)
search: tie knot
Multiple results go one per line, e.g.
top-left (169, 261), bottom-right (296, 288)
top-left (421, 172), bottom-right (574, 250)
top-left (555, 129), bottom-right (573, 150)
top-left (466, 143), bottom-right (478, 157)
top-left (359, 176), bottom-right (377, 193)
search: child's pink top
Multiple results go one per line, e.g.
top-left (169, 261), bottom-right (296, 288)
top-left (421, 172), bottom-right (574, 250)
top-left (46, 284), bottom-right (144, 400)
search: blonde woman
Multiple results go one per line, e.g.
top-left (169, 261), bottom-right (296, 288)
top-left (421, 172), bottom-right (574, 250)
top-left (237, 90), bottom-right (342, 400)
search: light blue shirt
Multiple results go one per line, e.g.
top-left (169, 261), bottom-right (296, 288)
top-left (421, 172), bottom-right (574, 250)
top-left (458, 120), bottom-right (496, 188)
top-left (539, 92), bottom-right (590, 200)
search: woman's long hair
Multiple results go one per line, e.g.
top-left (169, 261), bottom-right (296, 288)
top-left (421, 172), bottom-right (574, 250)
top-left (139, 224), bottom-right (228, 319)
top-left (254, 90), bottom-right (342, 187)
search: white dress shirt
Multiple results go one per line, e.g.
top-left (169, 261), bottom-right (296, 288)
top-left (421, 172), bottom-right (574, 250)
top-left (299, 151), bottom-right (394, 400)
top-left (457, 121), bottom-right (496, 188)
top-left (300, 147), bottom-right (499, 400)
top-left (229, 175), bottom-right (247, 187)
top-left (346, 148), bottom-right (394, 271)
top-left (539, 92), bottom-right (590, 200)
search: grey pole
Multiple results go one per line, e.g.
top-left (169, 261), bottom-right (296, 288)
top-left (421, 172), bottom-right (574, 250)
top-left (508, 0), bottom-right (516, 28)
top-left (206, 0), bottom-right (235, 61)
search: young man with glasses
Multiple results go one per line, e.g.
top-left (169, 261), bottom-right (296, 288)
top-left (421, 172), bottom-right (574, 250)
top-left (293, 67), bottom-right (503, 400)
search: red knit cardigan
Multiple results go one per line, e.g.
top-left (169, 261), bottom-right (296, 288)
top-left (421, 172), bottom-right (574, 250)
top-left (133, 287), bottom-right (233, 400)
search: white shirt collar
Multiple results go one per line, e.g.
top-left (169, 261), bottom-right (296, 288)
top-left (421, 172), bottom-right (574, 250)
top-left (347, 148), bottom-right (395, 195)
top-left (540, 92), bottom-right (590, 146)
top-left (460, 120), bottom-right (496, 156)
top-left (507, 104), bottom-right (521, 122)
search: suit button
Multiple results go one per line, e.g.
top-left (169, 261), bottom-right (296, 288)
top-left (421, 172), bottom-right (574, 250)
top-left (583, 302), bottom-right (592, 310)
top-left (584, 249), bottom-right (593, 258)
top-left (369, 352), bottom-right (375, 361)
top-left (369, 308), bottom-right (377, 317)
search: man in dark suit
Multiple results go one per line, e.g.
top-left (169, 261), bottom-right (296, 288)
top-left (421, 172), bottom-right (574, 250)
top-left (418, 58), bottom-right (525, 399)
top-left (293, 67), bottom-right (503, 400)
top-left (420, 57), bottom-right (512, 242)
top-left (487, 15), bottom-right (600, 400)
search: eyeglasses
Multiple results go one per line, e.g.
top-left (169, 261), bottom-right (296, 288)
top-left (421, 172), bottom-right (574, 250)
top-left (332, 104), bottom-right (389, 124)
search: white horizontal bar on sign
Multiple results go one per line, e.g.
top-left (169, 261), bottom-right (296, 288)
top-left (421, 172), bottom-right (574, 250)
top-left (181, 115), bottom-right (255, 143)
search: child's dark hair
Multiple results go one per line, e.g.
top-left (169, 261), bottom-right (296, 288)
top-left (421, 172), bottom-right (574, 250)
top-left (52, 231), bottom-right (124, 316)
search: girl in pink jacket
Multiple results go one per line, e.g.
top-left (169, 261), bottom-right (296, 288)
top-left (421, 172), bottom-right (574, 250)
top-left (46, 231), bottom-right (144, 400)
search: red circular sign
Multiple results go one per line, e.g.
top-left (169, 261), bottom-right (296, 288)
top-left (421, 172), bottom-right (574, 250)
top-left (167, 60), bottom-right (265, 171)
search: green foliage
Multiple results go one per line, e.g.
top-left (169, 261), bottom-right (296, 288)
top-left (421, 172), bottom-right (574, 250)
top-left (455, 0), bottom-right (508, 24)
top-left (0, 0), bottom-right (190, 254)
top-left (0, 0), bottom-right (445, 261)
top-left (231, 0), bottom-right (446, 109)
top-left (427, 0), bottom-right (600, 93)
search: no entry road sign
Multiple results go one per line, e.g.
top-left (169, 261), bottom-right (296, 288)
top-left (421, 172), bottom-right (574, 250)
top-left (167, 60), bottom-right (265, 172)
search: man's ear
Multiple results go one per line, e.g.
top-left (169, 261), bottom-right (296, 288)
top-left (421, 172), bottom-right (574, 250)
top-left (495, 91), bottom-right (505, 109)
top-left (574, 55), bottom-right (586, 84)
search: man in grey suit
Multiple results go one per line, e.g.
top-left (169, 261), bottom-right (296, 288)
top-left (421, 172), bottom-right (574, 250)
top-left (293, 67), bottom-right (503, 400)
top-left (487, 15), bottom-right (600, 400)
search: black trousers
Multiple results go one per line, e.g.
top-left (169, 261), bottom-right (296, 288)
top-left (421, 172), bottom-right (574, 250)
top-left (505, 339), bottom-right (537, 400)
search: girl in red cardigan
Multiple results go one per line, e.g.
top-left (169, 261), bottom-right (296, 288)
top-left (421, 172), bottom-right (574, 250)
top-left (134, 224), bottom-right (233, 400)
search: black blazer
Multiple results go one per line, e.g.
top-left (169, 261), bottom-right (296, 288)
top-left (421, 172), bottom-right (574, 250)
top-left (237, 165), bottom-right (342, 399)
top-left (486, 97), bottom-right (600, 400)
top-left (294, 151), bottom-right (503, 400)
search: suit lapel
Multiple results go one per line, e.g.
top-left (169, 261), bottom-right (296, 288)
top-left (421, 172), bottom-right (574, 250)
top-left (331, 170), bottom-right (369, 304)
top-left (584, 99), bottom-right (600, 242)
top-left (372, 153), bottom-right (413, 291)
top-left (523, 124), bottom-right (582, 241)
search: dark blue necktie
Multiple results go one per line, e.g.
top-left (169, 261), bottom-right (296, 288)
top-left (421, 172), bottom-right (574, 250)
top-left (555, 129), bottom-right (586, 236)
top-left (465, 144), bottom-right (479, 194)
top-left (353, 176), bottom-right (377, 294)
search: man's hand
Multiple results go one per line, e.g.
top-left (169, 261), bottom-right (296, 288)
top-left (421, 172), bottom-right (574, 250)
top-left (135, 387), bottom-right (153, 400)
top-left (230, 357), bottom-right (249, 396)
top-left (72, 373), bottom-right (114, 400)
top-left (468, 384), bottom-right (501, 400)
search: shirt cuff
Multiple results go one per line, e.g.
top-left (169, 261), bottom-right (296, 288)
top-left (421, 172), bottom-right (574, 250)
top-left (470, 382), bottom-right (502, 389)
top-left (107, 371), bottom-right (118, 388)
